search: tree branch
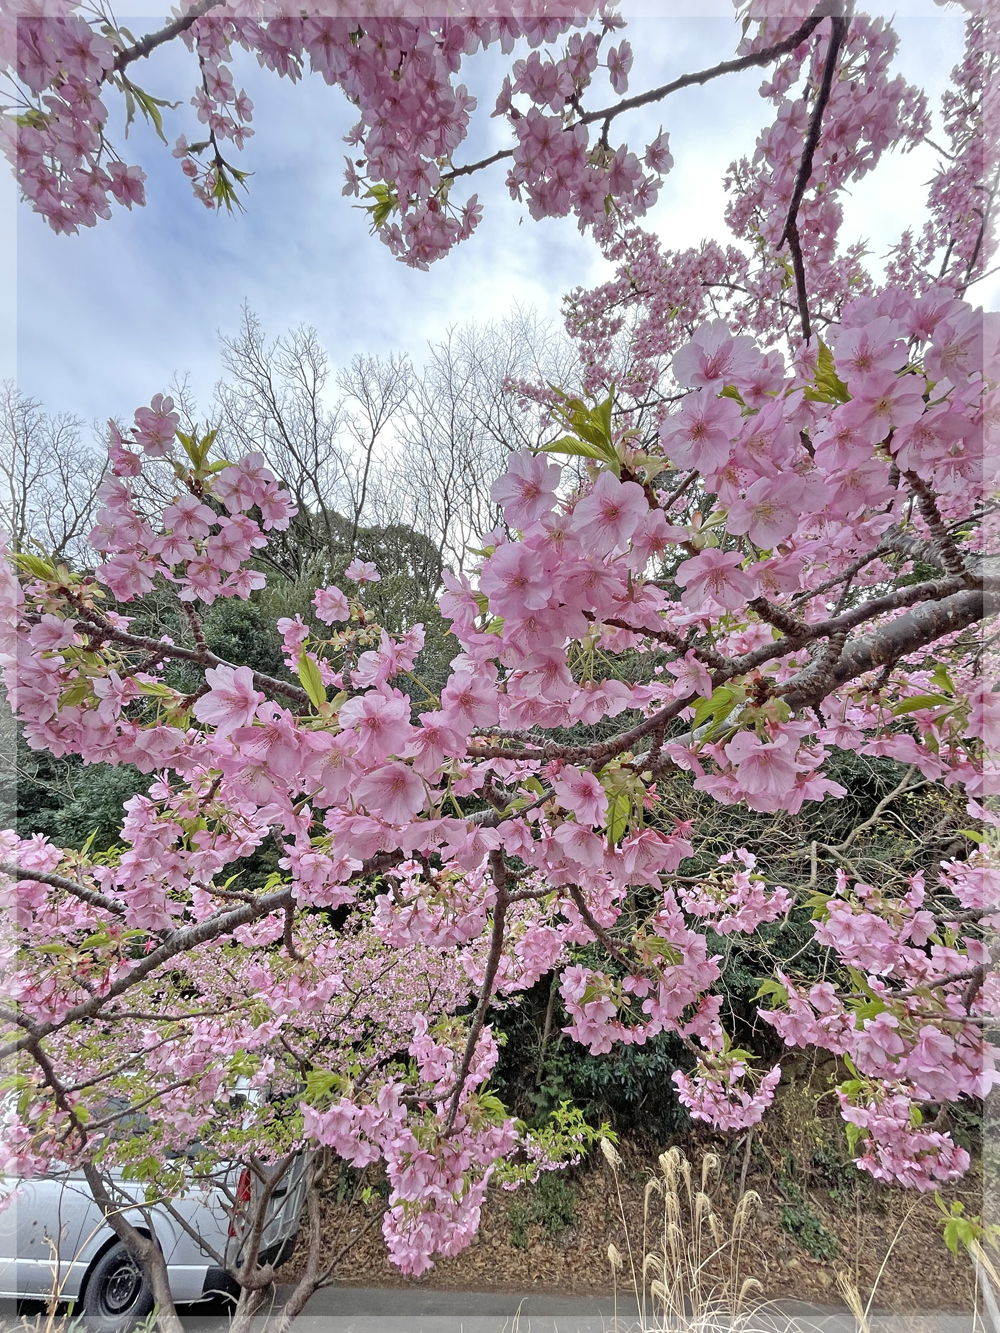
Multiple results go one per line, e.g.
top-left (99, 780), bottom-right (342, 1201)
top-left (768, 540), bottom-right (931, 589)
top-left (567, 884), bottom-right (654, 980)
top-left (905, 471), bottom-right (970, 578)
top-left (112, 0), bottom-right (227, 74)
top-left (444, 850), bottom-right (509, 1132)
top-left (443, 10), bottom-right (826, 185)
top-left (778, 14), bottom-right (850, 251)
top-left (578, 10), bottom-right (828, 130)
top-left (0, 861), bottom-right (126, 917)
top-left (0, 886), bottom-right (294, 1059)
top-left (60, 602), bottom-right (311, 706)
top-left (778, 14), bottom-right (850, 340)
top-left (779, 587), bottom-right (990, 710)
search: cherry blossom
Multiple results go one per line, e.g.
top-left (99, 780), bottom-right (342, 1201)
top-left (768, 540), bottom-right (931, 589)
top-left (1, 1), bottom-right (996, 1289)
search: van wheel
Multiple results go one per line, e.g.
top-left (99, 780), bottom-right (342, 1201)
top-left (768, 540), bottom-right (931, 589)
top-left (82, 1243), bottom-right (155, 1331)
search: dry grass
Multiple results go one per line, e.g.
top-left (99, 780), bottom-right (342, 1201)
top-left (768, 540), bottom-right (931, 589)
top-left (600, 1141), bottom-right (997, 1333)
top-left (604, 1139), bottom-right (775, 1333)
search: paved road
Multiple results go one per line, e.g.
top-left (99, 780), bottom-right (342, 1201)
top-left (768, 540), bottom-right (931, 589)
top-left (5, 1288), bottom-right (982, 1333)
top-left (185, 1288), bottom-right (980, 1333)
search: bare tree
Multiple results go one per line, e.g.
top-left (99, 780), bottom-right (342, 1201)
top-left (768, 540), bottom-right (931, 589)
top-left (336, 351), bottom-right (413, 544)
top-left (395, 309), bottom-right (576, 570)
top-left (0, 382), bottom-right (105, 565)
top-left (213, 308), bottom-right (414, 573)
top-left (210, 306), bottom-right (578, 580)
top-left (214, 307), bottom-right (350, 554)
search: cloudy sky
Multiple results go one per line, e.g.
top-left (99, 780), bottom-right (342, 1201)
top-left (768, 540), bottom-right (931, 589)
top-left (4, 0), bottom-right (994, 429)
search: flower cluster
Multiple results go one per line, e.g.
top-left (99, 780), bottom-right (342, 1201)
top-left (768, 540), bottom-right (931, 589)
top-left (2, 0), bottom-right (997, 1273)
top-left (2, 1), bottom-right (684, 266)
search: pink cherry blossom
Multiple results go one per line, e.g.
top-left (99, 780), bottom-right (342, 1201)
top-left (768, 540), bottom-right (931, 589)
top-left (672, 320), bottom-right (762, 389)
top-left (339, 691), bottom-right (414, 764)
top-left (665, 650), bottom-right (714, 700)
top-left (675, 550), bottom-right (755, 611)
top-left (552, 766), bottom-right (608, 827)
top-left (355, 762), bottom-right (427, 824)
top-left (314, 585), bottom-right (351, 624)
top-left (569, 472), bottom-right (648, 556)
top-left (480, 543), bottom-right (553, 617)
top-left (349, 559), bottom-right (386, 586)
top-left (491, 452), bottom-right (561, 529)
top-left (659, 392), bottom-right (742, 474)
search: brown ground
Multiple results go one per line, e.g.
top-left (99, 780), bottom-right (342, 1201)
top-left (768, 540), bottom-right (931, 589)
top-left (285, 1076), bottom-right (985, 1313)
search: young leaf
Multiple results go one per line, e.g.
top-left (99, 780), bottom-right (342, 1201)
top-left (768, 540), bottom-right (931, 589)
top-left (297, 650), bottom-right (327, 709)
top-left (891, 693), bottom-right (950, 715)
top-left (606, 791), bottom-right (630, 845)
top-left (753, 978), bottom-right (789, 1005)
top-left (538, 434), bottom-right (617, 468)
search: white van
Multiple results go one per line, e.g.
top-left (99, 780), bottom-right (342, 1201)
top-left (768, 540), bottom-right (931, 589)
top-left (0, 1157), bottom-right (306, 1326)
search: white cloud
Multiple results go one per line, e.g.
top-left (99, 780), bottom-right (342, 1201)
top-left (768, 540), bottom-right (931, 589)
top-left (8, 5), bottom-right (991, 428)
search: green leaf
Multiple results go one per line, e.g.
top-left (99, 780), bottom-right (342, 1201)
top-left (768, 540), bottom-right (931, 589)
top-left (60, 679), bottom-right (91, 707)
top-left (636, 937), bottom-right (682, 966)
top-left (891, 693), bottom-right (951, 715)
top-left (138, 680), bottom-right (177, 699)
top-left (753, 978), bottom-right (789, 1005)
top-left (606, 791), bottom-right (630, 845)
top-left (943, 1215), bottom-right (980, 1257)
top-left (538, 434), bottom-right (617, 467)
top-left (79, 930), bottom-right (113, 949)
top-left (541, 390), bottom-right (621, 474)
top-left (474, 1091), bottom-right (509, 1125)
top-left (850, 997), bottom-right (887, 1022)
top-left (846, 967), bottom-right (881, 1002)
top-left (812, 340), bottom-right (851, 404)
top-left (930, 663), bottom-right (955, 695)
top-left (13, 553), bottom-right (56, 580)
top-left (691, 686), bottom-right (736, 733)
top-left (212, 166), bottom-right (248, 213)
top-left (363, 183), bottom-right (399, 229)
top-left (297, 650), bottom-right (327, 710)
top-left (302, 1069), bottom-right (345, 1106)
top-left (592, 391), bottom-right (614, 445)
top-left (117, 79), bottom-right (177, 143)
top-left (177, 428), bottom-right (218, 471)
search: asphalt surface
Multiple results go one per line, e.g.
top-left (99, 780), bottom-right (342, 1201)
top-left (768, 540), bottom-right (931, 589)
top-left (4, 1289), bottom-right (984, 1333)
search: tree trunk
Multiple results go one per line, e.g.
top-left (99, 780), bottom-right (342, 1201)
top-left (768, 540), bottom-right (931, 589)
top-left (80, 1163), bottom-right (183, 1333)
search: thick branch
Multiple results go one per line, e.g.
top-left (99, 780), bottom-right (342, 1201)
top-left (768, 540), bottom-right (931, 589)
top-left (112, 0), bottom-right (226, 73)
top-left (780, 588), bottom-right (990, 710)
top-left (81, 1163), bottom-right (184, 1333)
top-left (471, 572), bottom-right (978, 764)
